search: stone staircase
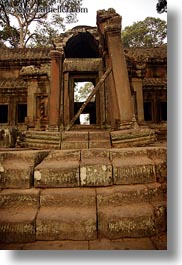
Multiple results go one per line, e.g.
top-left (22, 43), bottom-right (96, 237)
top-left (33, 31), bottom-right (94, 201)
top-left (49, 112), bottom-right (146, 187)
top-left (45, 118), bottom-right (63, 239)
top-left (0, 146), bottom-right (167, 250)
top-left (22, 127), bottom-right (158, 150)
top-left (23, 130), bottom-right (111, 150)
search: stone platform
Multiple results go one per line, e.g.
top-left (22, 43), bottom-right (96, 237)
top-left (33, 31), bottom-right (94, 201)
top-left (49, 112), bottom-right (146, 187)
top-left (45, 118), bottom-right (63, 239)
top-left (0, 146), bottom-right (167, 250)
top-left (22, 127), bottom-right (157, 150)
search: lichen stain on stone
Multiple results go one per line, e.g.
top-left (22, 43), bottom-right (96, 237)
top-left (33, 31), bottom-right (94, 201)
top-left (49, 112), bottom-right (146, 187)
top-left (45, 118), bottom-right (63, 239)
top-left (0, 163), bottom-right (4, 172)
top-left (80, 167), bottom-right (87, 185)
top-left (102, 165), bottom-right (107, 171)
top-left (34, 170), bottom-right (41, 181)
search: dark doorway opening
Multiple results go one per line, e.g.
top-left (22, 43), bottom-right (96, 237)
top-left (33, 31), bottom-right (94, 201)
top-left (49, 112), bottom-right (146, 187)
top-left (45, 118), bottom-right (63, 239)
top-left (65, 32), bottom-right (100, 58)
top-left (144, 101), bottom-right (153, 121)
top-left (159, 101), bottom-right (167, 121)
top-left (17, 104), bottom-right (27, 123)
top-left (0, 104), bottom-right (8, 123)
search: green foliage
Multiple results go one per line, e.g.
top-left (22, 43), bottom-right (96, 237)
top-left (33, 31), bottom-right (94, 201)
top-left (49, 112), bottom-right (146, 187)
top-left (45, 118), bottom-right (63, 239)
top-left (156, 0), bottom-right (167, 13)
top-left (0, 0), bottom-right (82, 48)
top-left (74, 82), bottom-right (94, 102)
top-left (122, 17), bottom-right (167, 48)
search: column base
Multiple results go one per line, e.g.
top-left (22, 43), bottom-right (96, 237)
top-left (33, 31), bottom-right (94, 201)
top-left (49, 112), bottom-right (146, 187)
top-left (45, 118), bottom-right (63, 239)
top-left (47, 125), bottom-right (60, 132)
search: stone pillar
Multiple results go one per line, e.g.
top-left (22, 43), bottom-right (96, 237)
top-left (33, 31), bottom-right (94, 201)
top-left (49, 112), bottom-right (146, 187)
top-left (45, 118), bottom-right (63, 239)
top-left (63, 72), bottom-right (70, 127)
top-left (97, 9), bottom-right (134, 127)
top-left (132, 78), bottom-right (144, 122)
top-left (27, 79), bottom-right (38, 127)
top-left (48, 50), bottom-right (63, 131)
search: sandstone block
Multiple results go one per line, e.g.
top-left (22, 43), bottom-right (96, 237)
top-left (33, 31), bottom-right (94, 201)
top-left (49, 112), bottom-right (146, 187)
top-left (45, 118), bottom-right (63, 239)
top-left (34, 161), bottom-right (80, 188)
top-left (112, 157), bottom-right (156, 185)
top-left (152, 201), bottom-right (167, 233)
top-left (61, 141), bottom-right (88, 150)
top-left (0, 188), bottom-right (40, 208)
top-left (97, 184), bottom-right (148, 207)
top-left (89, 132), bottom-right (110, 140)
top-left (0, 160), bottom-right (34, 188)
top-left (98, 203), bottom-right (156, 239)
top-left (40, 188), bottom-right (96, 208)
top-left (21, 240), bottom-right (89, 250)
top-left (62, 131), bottom-right (88, 141)
top-left (89, 237), bottom-right (156, 250)
top-left (0, 208), bottom-right (37, 243)
top-left (81, 149), bottom-right (110, 160)
top-left (44, 150), bottom-right (80, 161)
top-left (80, 161), bottom-right (113, 187)
top-left (36, 207), bottom-right (97, 241)
top-left (89, 141), bottom-right (111, 149)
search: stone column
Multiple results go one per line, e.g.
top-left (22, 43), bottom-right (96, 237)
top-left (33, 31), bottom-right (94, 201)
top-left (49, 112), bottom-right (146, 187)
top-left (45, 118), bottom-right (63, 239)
top-left (27, 79), bottom-right (38, 127)
top-left (132, 78), bottom-right (144, 122)
top-left (48, 50), bottom-right (63, 131)
top-left (97, 9), bottom-right (134, 127)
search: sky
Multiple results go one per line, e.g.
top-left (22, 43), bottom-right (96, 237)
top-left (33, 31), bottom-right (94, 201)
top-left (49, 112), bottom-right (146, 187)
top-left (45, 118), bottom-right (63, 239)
top-left (66, 0), bottom-right (167, 30)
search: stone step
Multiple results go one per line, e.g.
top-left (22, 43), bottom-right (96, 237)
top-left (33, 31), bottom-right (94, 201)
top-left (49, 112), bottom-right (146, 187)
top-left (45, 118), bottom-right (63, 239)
top-left (61, 141), bottom-right (88, 150)
top-left (34, 161), bottom-right (80, 188)
top-left (25, 131), bottom-right (61, 140)
top-left (0, 150), bottom-right (49, 164)
top-left (0, 208), bottom-right (37, 243)
top-left (112, 156), bottom-right (156, 185)
top-left (25, 141), bottom-right (60, 150)
top-left (0, 189), bottom-right (40, 209)
top-left (98, 202), bottom-right (166, 239)
top-left (111, 128), bottom-right (156, 147)
top-left (34, 150), bottom-right (80, 188)
top-left (0, 151), bottom-right (49, 188)
top-left (0, 159), bottom-right (34, 189)
top-left (36, 206), bottom-right (97, 241)
top-left (40, 188), bottom-right (96, 208)
top-left (25, 137), bottom-right (60, 145)
top-left (97, 182), bottom-right (166, 207)
top-left (61, 132), bottom-right (89, 150)
top-left (62, 131), bottom-right (88, 142)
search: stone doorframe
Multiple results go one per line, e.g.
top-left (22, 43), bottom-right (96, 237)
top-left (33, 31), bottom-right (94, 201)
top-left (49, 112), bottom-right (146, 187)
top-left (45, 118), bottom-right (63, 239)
top-left (62, 58), bottom-right (107, 129)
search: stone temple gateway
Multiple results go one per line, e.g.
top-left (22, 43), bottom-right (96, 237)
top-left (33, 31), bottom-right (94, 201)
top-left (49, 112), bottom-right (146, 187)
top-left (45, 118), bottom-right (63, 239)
top-left (0, 9), bottom-right (167, 250)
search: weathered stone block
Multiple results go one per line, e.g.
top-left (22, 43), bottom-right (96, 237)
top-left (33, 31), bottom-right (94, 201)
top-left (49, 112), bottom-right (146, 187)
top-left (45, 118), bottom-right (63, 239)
top-left (110, 147), bottom-right (148, 160)
top-left (89, 141), bottom-right (111, 149)
top-left (80, 161), bottom-right (113, 187)
top-left (89, 237), bottom-right (156, 250)
top-left (0, 160), bottom-right (34, 188)
top-left (97, 184), bottom-right (148, 207)
top-left (21, 240), bottom-right (89, 250)
top-left (36, 207), bottom-right (97, 241)
top-left (61, 141), bottom-right (88, 150)
top-left (34, 161), bottom-right (80, 188)
top-left (151, 232), bottom-right (167, 250)
top-left (153, 158), bottom-right (167, 183)
top-left (0, 209), bottom-right (37, 243)
top-left (81, 149), bottom-right (110, 160)
top-left (89, 132), bottom-right (110, 141)
top-left (152, 201), bottom-right (167, 233)
top-left (98, 203), bottom-right (156, 239)
top-left (44, 150), bottom-right (80, 161)
top-left (112, 157), bottom-right (156, 185)
top-left (62, 131), bottom-right (88, 141)
top-left (0, 188), bottom-right (40, 208)
top-left (40, 188), bottom-right (96, 208)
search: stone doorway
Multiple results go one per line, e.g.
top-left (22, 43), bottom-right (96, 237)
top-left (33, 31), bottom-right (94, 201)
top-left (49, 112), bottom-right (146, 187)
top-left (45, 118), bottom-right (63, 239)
top-left (70, 76), bottom-right (98, 126)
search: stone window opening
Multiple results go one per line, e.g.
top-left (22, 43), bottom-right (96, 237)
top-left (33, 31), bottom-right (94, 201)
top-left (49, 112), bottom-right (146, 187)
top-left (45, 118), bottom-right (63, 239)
top-left (17, 104), bottom-right (27, 123)
top-left (0, 104), bottom-right (9, 124)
